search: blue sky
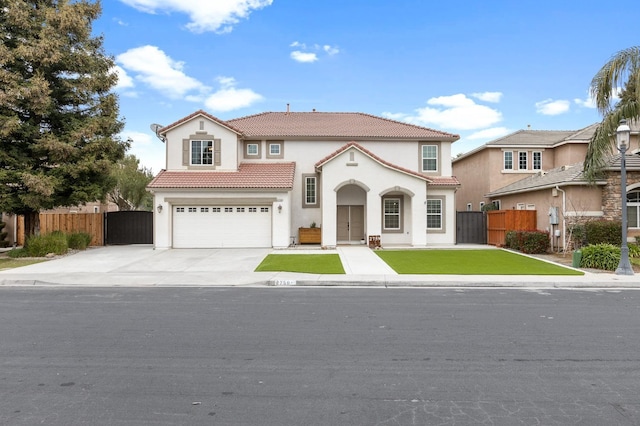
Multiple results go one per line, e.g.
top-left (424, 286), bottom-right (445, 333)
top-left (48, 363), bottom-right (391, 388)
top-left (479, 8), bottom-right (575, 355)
top-left (94, 0), bottom-right (638, 174)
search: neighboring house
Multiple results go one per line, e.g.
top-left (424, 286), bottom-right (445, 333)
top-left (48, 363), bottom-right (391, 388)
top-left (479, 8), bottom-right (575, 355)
top-left (452, 124), bottom-right (597, 212)
top-left (147, 110), bottom-right (460, 249)
top-left (454, 122), bottom-right (640, 250)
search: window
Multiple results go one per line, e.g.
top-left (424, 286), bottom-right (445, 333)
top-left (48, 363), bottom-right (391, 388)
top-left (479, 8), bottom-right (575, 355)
top-left (303, 175), bottom-right (319, 207)
top-left (533, 151), bottom-right (542, 170)
top-left (492, 200), bottom-right (501, 210)
top-left (176, 207), bottom-right (185, 213)
top-left (188, 207), bottom-right (197, 212)
top-left (628, 190), bottom-right (640, 228)
top-left (421, 145), bottom-right (438, 172)
top-left (237, 207), bottom-right (245, 212)
top-left (224, 207), bottom-right (233, 212)
top-left (247, 143), bottom-right (259, 156)
top-left (426, 199), bottom-right (442, 229)
top-left (384, 198), bottom-right (401, 230)
top-left (191, 140), bottom-right (213, 165)
top-left (249, 207), bottom-right (257, 212)
top-left (504, 151), bottom-right (513, 170)
top-left (200, 207), bottom-right (209, 212)
top-left (479, 201), bottom-right (485, 210)
top-left (212, 207), bottom-right (221, 212)
top-left (518, 151), bottom-right (527, 170)
top-left (261, 207), bottom-right (269, 212)
top-left (516, 203), bottom-right (525, 210)
top-left (466, 203), bottom-right (472, 211)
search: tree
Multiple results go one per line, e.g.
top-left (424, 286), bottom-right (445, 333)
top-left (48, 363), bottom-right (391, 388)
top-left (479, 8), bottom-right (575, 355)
top-left (0, 0), bottom-right (128, 237)
top-left (109, 154), bottom-right (153, 211)
top-left (584, 46), bottom-right (640, 180)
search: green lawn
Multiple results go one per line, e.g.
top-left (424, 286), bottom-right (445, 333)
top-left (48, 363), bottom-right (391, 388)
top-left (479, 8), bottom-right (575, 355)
top-left (0, 258), bottom-right (46, 270)
top-left (255, 254), bottom-right (345, 274)
top-left (375, 249), bottom-right (584, 275)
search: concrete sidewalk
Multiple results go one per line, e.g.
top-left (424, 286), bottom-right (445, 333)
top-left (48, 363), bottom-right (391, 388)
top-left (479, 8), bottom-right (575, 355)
top-left (0, 245), bottom-right (638, 288)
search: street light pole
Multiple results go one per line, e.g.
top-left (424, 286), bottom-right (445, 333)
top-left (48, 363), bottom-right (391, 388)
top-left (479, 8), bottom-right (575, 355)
top-left (615, 119), bottom-right (634, 275)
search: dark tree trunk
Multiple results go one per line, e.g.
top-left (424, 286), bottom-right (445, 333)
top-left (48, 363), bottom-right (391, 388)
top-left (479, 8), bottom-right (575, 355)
top-left (23, 211), bottom-right (40, 240)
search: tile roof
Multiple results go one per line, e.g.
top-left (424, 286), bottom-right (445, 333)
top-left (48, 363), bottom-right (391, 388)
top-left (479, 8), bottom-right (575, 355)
top-left (603, 153), bottom-right (640, 170)
top-left (315, 142), bottom-right (460, 187)
top-left (485, 162), bottom-right (605, 197)
top-left (227, 112), bottom-right (459, 140)
top-left (159, 110), bottom-right (243, 135)
top-left (147, 162), bottom-right (296, 189)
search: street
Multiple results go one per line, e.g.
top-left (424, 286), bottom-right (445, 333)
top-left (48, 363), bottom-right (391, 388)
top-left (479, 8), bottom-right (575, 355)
top-left (2, 287), bottom-right (640, 425)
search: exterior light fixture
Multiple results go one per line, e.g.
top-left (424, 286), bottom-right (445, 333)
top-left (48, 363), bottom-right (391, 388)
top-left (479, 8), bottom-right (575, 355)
top-left (278, 204), bottom-right (283, 214)
top-left (157, 204), bottom-right (163, 214)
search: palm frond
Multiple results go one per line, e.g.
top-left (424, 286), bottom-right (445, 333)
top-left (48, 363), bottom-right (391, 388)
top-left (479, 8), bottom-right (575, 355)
top-left (590, 46), bottom-right (640, 115)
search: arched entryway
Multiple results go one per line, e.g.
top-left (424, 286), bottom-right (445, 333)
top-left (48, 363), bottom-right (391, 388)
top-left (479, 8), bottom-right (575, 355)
top-left (336, 184), bottom-right (367, 243)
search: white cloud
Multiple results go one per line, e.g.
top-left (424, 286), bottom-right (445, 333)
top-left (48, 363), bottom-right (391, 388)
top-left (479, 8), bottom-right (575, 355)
top-left (471, 91), bottom-right (502, 103)
top-left (289, 41), bottom-right (339, 63)
top-left (291, 51), bottom-right (318, 63)
top-left (112, 65), bottom-right (135, 90)
top-left (323, 45), bottom-right (340, 55)
top-left (406, 94), bottom-right (503, 130)
top-left (535, 99), bottom-right (570, 115)
top-left (119, 0), bottom-right (273, 33)
top-left (116, 45), bottom-right (206, 98)
top-left (204, 76), bottom-right (263, 112)
top-left (574, 90), bottom-right (596, 108)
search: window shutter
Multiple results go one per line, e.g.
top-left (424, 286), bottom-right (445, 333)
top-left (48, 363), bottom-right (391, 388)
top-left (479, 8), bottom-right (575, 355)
top-left (182, 140), bottom-right (189, 166)
top-left (214, 139), bottom-right (221, 166)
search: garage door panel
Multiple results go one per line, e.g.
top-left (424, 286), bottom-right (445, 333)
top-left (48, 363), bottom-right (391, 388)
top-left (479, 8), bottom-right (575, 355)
top-left (173, 206), bottom-right (271, 248)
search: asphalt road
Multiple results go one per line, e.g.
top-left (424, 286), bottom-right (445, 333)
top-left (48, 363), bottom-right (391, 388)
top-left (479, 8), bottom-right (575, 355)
top-left (2, 287), bottom-right (640, 425)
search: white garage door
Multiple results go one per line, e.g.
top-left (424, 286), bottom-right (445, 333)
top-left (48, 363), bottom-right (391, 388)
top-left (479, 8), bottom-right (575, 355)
top-left (172, 206), bottom-right (272, 248)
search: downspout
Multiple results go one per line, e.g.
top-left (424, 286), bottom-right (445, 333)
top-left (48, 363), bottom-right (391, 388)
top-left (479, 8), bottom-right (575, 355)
top-left (555, 186), bottom-right (566, 251)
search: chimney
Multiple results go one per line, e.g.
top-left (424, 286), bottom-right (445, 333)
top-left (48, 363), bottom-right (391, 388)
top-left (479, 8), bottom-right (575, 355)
top-left (286, 103), bottom-right (290, 113)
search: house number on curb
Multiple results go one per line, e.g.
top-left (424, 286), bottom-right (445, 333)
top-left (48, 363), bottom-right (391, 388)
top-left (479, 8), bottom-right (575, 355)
top-left (271, 280), bottom-right (297, 286)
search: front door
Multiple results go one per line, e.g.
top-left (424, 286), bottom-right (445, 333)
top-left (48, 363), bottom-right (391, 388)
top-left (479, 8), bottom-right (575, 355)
top-left (337, 205), bottom-right (364, 242)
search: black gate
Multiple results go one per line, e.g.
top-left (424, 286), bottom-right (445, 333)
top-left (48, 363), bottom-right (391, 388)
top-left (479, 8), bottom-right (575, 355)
top-left (456, 211), bottom-right (487, 244)
top-left (105, 211), bottom-right (153, 245)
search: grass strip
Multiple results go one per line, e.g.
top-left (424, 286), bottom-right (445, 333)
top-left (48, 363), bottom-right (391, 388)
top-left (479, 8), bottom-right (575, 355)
top-left (375, 249), bottom-right (584, 275)
top-left (0, 258), bottom-right (47, 270)
top-left (255, 254), bottom-right (345, 274)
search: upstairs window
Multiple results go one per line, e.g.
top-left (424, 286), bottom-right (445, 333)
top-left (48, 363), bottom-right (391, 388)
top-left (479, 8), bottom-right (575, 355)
top-left (533, 151), bottom-right (542, 170)
top-left (421, 145), bottom-right (438, 172)
top-left (518, 151), bottom-right (528, 170)
top-left (302, 174), bottom-right (319, 208)
top-left (504, 151), bottom-right (513, 170)
top-left (191, 140), bottom-right (213, 165)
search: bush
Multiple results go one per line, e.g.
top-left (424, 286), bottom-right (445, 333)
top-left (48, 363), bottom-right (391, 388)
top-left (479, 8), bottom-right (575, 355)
top-left (585, 220), bottom-right (622, 246)
top-left (580, 243), bottom-right (622, 271)
top-left (67, 232), bottom-right (92, 250)
top-left (25, 231), bottom-right (68, 257)
top-left (505, 230), bottom-right (550, 254)
top-left (7, 247), bottom-right (30, 258)
top-left (629, 243), bottom-right (640, 259)
top-left (568, 223), bottom-right (586, 249)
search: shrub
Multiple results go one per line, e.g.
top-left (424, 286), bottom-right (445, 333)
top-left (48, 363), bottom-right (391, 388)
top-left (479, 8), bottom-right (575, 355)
top-left (629, 243), bottom-right (640, 259)
top-left (580, 243), bottom-right (622, 271)
top-left (7, 247), bottom-right (30, 258)
top-left (505, 230), bottom-right (550, 254)
top-left (25, 231), bottom-right (68, 257)
top-left (67, 232), bottom-right (92, 250)
top-left (585, 220), bottom-right (622, 246)
top-left (568, 223), bottom-right (586, 249)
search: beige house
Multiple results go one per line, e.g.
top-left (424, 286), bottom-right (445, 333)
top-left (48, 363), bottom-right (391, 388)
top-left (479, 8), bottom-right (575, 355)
top-left (452, 124), bottom-right (597, 212)
top-left (453, 123), bottom-right (640, 250)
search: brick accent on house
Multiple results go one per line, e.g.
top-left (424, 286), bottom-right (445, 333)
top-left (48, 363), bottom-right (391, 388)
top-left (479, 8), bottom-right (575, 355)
top-left (601, 171), bottom-right (640, 221)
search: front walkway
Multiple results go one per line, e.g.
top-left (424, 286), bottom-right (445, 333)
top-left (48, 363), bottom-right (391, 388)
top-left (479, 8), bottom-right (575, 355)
top-left (337, 246), bottom-right (397, 275)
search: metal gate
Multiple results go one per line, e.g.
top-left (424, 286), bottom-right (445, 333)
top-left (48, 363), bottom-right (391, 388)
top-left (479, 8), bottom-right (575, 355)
top-left (105, 211), bottom-right (153, 245)
top-left (456, 211), bottom-right (487, 244)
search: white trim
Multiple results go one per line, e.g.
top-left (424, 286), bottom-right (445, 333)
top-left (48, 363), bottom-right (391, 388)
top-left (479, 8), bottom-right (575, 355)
top-left (564, 211), bottom-right (604, 217)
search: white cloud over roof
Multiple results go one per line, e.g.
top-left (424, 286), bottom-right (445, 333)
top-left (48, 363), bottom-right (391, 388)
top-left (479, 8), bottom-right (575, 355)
top-left (408, 94), bottom-right (503, 130)
top-left (119, 0), bottom-right (273, 33)
top-left (471, 91), bottom-right (503, 103)
top-left (535, 98), bottom-right (570, 115)
top-left (291, 51), bottom-right (318, 63)
top-left (204, 77), bottom-right (263, 112)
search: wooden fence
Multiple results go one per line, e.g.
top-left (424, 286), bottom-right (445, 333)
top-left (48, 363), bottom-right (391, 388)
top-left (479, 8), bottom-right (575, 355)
top-left (487, 210), bottom-right (537, 246)
top-left (17, 213), bottom-right (104, 246)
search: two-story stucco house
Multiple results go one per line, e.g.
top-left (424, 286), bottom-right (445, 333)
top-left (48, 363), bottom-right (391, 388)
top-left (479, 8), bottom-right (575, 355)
top-left (147, 110), bottom-right (460, 249)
